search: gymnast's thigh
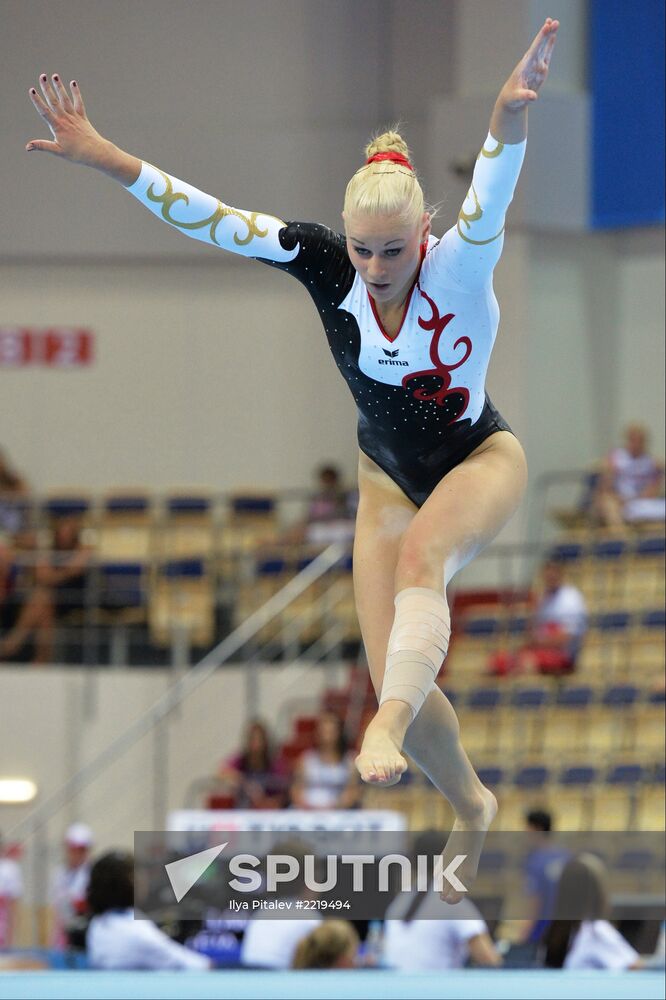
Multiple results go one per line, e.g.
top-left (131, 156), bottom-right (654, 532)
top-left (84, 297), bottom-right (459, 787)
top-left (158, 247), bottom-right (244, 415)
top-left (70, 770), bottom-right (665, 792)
top-left (353, 450), bottom-right (418, 691)
top-left (397, 430), bottom-right (528, 590)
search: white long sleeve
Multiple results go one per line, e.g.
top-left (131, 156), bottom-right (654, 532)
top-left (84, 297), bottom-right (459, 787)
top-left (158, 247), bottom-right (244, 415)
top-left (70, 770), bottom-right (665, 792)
top-left (125, 162), bottom-right (299, 263)
top-left (430, 133), bottom-right (526, 289)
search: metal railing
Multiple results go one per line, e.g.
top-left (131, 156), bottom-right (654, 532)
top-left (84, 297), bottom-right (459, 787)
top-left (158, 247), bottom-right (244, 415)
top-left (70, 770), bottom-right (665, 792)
top-left (5, 541), bottom-right (352, 945)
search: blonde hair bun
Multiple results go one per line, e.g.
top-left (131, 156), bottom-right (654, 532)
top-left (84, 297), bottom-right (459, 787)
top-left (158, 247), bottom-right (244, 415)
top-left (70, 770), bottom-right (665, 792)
top-left (365, 130), bottom-right (412, 163)
top-left (345, 127), bottom-right (424, 222)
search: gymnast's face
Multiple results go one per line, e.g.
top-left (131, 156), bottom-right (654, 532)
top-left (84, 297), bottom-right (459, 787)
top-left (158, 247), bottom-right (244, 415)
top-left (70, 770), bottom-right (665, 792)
top-left (344, 211), bottom-right (431, 308)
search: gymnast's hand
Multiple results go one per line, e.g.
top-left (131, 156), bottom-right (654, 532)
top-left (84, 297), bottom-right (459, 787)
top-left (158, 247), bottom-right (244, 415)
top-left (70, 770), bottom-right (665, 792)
top-left (498, 17), bottom-right (559, 111)
top-left (26, 74), bottom-right (107, 164)
top-left (26, 74), bottom-right (141, 185)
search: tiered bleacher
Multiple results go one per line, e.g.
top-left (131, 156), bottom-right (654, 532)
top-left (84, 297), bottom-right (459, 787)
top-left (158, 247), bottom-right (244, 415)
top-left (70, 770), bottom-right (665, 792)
top-left (5, 489), bottom-right (664, 835)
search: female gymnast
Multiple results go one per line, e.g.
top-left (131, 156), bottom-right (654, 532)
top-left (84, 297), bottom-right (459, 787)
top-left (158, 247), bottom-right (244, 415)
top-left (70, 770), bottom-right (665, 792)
top-left (26, 17), bottom-right (559, 900)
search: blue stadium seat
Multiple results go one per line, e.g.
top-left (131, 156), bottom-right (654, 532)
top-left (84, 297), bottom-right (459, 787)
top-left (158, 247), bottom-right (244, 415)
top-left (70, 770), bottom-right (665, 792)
top-left (514, 765), bottom-right (550, 789)
top-left (511, 686), bottom-right (549, 709)
top-left (99, 562), bottom-right (146, 609)
top-left (559, 765), bottom-right (598, 786)
top-left (507, 616), bottom-right (529, 635)
top-left (642, 609), bottom-right (666, 629)
top-left (651, 762), bottom-right (666, 784)
top-left (162, 558), bottom-right (206, 578)
top-left (463, 617), bottom-right (501, 638)
top-left (341, 553), bottom-right (354, 572)
top-left (256, 557), bottom-right (287, 576)
top-left (166, 496), bottom-right (211, 515)
top-left (467, 687), bottom-right (503, 709)
top-left (556, 685), bottom-right (595, 708)
top-left (105, 495), bottom-right (150, 514)
top-left (231, 496), bottom-right (275, 515)
top-left (43, 496), bottom-right (90, 518)
top-left (441, 687), bottom-right (458, 707)
top-left (595, 611), bottom-right (632, 632)
top-left (635, 536), bottom-right (666, 558)
top-left (476, 766), bottom-right (505, 787)
top-left (606, 764), bottom-right (645, 786)
top-left (549, 542), bottom-right (584, 563)
top-left (602, 684), bottom-right (640, 708)
top-left (592, 538), bottom-right (628, 560)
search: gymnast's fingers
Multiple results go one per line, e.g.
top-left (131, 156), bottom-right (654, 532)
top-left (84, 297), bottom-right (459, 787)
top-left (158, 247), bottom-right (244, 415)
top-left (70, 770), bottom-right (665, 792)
top-left (28, 85), bottom-right (56, 123)
top-left (70, 80), bottom-right (86, 117)
top-left (38, 72), bottom-right (58, 113)
top-left (51, 73), bottom-right (74, 113)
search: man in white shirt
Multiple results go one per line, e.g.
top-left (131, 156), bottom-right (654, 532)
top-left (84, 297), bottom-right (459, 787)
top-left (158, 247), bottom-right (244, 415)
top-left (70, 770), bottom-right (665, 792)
top-left (490, 558), bottom-right (588, 676)
top-left (592, 424), bottom-right (664, 527)
top-left (50, 822), bottom-right (94, 949)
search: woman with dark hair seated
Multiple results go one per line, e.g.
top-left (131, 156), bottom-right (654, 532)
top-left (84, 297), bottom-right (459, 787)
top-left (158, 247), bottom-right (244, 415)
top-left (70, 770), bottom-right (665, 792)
top-left (542, 853), bottom-right (641, 970)
top-left (86, 851), bottom-right (210, 970)
top-left (291, 711), bottom-right (360, 810)
top-left (219, 718), bottom-right (288, 809)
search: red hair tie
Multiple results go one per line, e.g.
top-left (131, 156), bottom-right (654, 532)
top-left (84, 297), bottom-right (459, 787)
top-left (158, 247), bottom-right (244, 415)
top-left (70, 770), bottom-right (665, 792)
top-left (366, 151), bottom-right (414, 171)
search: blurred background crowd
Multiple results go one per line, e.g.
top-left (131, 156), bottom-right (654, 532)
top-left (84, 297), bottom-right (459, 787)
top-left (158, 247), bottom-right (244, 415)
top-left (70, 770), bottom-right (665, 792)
top-left (0, 0), bottom-right (663, 984)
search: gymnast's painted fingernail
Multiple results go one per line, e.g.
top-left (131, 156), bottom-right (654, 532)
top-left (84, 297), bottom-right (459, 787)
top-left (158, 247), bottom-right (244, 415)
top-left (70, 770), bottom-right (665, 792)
top-left (40, 74), bottom-right (47, 81)
top-left (53, 75), bottom-right (59, 81)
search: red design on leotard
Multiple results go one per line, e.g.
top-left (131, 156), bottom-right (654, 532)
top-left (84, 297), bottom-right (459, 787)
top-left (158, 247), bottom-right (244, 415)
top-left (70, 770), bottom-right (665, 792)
top-left (402, 288), bottom-right (472, 421)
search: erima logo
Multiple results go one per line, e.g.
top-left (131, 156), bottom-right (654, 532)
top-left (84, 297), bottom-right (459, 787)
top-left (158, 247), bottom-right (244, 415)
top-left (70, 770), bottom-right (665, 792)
top-left (379, 348), bottom-right (408, 367)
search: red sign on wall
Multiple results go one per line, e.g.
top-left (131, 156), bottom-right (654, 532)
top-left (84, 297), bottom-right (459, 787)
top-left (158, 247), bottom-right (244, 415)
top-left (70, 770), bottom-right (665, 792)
top-left (0, 327), bottom-right (94, 368)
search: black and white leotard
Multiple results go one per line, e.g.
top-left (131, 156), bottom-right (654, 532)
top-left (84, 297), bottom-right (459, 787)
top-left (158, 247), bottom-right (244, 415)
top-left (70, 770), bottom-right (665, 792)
top-left (127, 133), bottom-right (526, 507)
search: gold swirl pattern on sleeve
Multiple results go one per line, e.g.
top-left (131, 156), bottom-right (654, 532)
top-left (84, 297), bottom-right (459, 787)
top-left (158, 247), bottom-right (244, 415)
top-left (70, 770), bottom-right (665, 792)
top-left (145, 168), bottom-right (280, 247)
top-left (480, 139), bottom-right (504, 159)
top-left (456, 183), bottom-right (504, 246)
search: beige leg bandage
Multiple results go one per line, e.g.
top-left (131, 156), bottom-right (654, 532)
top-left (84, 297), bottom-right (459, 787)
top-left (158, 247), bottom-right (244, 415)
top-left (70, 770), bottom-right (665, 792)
top-left (379, 587), bottom-right (451, 720)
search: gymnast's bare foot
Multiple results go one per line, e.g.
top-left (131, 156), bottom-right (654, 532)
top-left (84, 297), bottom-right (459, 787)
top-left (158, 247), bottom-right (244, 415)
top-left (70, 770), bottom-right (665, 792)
top-left (438, 787), bottom-right (498, 903)
top-left (355, 702), bottom-right (411, 785)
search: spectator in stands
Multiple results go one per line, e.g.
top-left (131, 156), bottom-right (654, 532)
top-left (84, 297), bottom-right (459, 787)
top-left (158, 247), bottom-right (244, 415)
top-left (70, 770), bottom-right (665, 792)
top-left (285, 464), bottom-right (357, 547)
top-left (0, 448), bottom-right (29, 539)
top-left (0, 832), bottom-right (23, 948)
top-left (290, 710), bottom-right (360, 810)
top-left (382, 829), bottom-right (502, 970)
top-left (1, 515), bottom-right (93, 664)
top-left (37, 514), bottom-right (92, 620)
top-left (292, 920), bottom-right (360, 969)
top-left (86, 850), bottom-right (210, 970)
top-left (592, 424), bottom-right (664, 527)
top-left (51, 823), bottom-right (94, 949)
top-left (490, 558), bottom-right (587, 676)
top-left (0, 538), bottom-right (54, 663)
top-left (542, 853), bottom-right (641, 970)
top-left (518, 809), bottom-right (571, 949)
top-left (219, 718), bottom-right (288, 809)
top-left (240, 838), bottom-right (322, 969)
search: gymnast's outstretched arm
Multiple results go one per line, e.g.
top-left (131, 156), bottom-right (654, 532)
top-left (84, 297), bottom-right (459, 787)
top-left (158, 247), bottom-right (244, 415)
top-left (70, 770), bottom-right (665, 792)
top-left (25, 74), bottom-right (297, 263)
top-left (431, 17), bottom-right (558, 288)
